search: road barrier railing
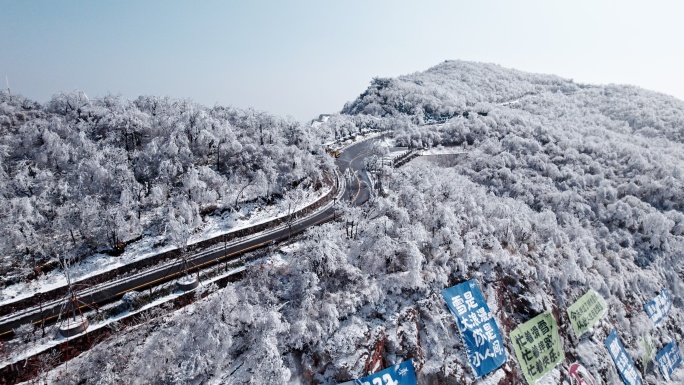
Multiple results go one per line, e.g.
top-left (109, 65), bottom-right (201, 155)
top-left (0, 169), bottom-right (341, 321)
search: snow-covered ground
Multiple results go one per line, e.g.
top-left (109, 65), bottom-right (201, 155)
top-left (336, 130), bottom-right (387, 151)
top-left (7, 262), bottom-right (248, 374)
top-left (0, 185), bottom-right (330, 306)
top-left (11, 248), bottom-right (310, 385)
top-left (420, 145), bottom-right (467, 156)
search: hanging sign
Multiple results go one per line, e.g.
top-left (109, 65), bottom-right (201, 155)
top-left (566, 289), bottom-right (607, 337)
top-left (656, 341), bottom-right (682, 381)
top-left (605, 329), bottom-right (643, 385)
top-left (441, 280), bottom-right (506, 377)
top-left (641, 333), bottom-right (655, 375)
top-left (510, 311), bottom-right (565, 384)
top-left (645, 289), bottom-right (672, 326)
top-left (354, 360), bottom-right (417, 385)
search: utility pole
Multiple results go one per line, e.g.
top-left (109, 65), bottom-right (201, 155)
top-left (39, 299), bottom-right (45, 338)
top-left (378, 157), bottom-right (384, 196)
top-left (5, 76), bottom-right (10, 102)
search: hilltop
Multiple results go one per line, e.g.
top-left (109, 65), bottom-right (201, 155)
top-left (343, 60), bottom-right (684, 143)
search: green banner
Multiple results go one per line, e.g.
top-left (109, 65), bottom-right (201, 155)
top-left (566, 289), bottom-right (607, 337)
top-left (511, 311), bottom-right (565, 385)
top-left (641, 332), bottom-right (655, 375)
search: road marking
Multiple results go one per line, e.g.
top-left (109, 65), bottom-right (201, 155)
top-left (353, 171), bottom-right (362, 202)
top-left (347, 146), bottom-right (374, 204)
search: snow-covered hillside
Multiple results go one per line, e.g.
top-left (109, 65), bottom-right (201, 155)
top-left (343, 60), bottom-right (684, 143)
top-left (25, 61), bottom-right (684, 384)
top-left (0, 92), bottom-right (329, 288)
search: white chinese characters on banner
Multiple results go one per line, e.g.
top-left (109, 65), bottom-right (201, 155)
top-left (442, 280), bottom-right (506, 377)
top-left (645, 289), bottom-right (672, 326)
top-left (605, 329), bottom-right (643, 385)
top-left (656, 341), bottom-right (682, 381)
top-left (355, 360), bottom-right (417, 385)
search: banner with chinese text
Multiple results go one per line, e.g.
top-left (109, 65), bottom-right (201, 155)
top-left (510, 311), bottom-right (564, 385)
top-left (656, 341), bottom-right (682, 381)
top-left (605, 329), bottom-right (643, 385)
top-left (640, 333), bottom-right (655, 376)
top-left (441, 280), bottom-right (506, 377)
top-left (566, 289), bottom-right (606, 337)
top-left (645, 289), bottom-right (672, 326)
top-left (354, 360), bottom-right (416, 385)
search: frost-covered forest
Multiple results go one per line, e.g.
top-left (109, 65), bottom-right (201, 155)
top-left (0, 91), bottom-right (328, 285)
top-left (16, 61), bottom-right (684, 384)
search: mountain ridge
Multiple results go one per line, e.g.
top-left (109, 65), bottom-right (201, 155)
top-left (343, 60), bottom-right (684, 143)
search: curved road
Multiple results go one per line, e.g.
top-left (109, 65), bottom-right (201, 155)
top-left (336, 138), bottom-right (376, 205)
top-left (0, 137), bottom-right (378, 337)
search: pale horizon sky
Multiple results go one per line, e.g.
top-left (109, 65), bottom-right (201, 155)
top-left (1, 0), bottom-right (683, 122)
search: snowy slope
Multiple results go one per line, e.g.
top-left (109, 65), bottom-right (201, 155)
top-left (27, 61), bottom-right (684, 385)
top-left (0, 92), bottom-right (329, 291)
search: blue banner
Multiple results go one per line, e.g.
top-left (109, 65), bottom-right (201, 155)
top-left (605, 329), bottom-right (643, 385)
top-left (354, 360), bottom-right (416, 385)
top-left (656, 341), bottom-right (682, 381)
top-left (441, 280), bottom-right (506, 377)
top-left (645, 289), bottom-right (672, 326)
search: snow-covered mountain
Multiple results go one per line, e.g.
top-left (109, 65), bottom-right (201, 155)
top-left (25, 61), bottom-right (684, 384)
top-left (343, 60), bottom-right (684, 143)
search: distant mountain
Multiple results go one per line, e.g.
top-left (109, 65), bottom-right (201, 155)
top-left (343, 60), bottom-right (684, 142)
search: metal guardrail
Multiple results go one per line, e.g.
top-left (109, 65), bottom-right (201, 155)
top-left (0, 171), bottom-right (341, 321)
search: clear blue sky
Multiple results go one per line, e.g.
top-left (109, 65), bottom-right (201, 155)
top-left (2, 0), bottom-right (683, 122)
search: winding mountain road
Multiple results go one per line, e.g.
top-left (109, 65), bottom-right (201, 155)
top-left (0, 137), bottom-right (378, 338)
top-left (336, 137), bottom-right (376, 205)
